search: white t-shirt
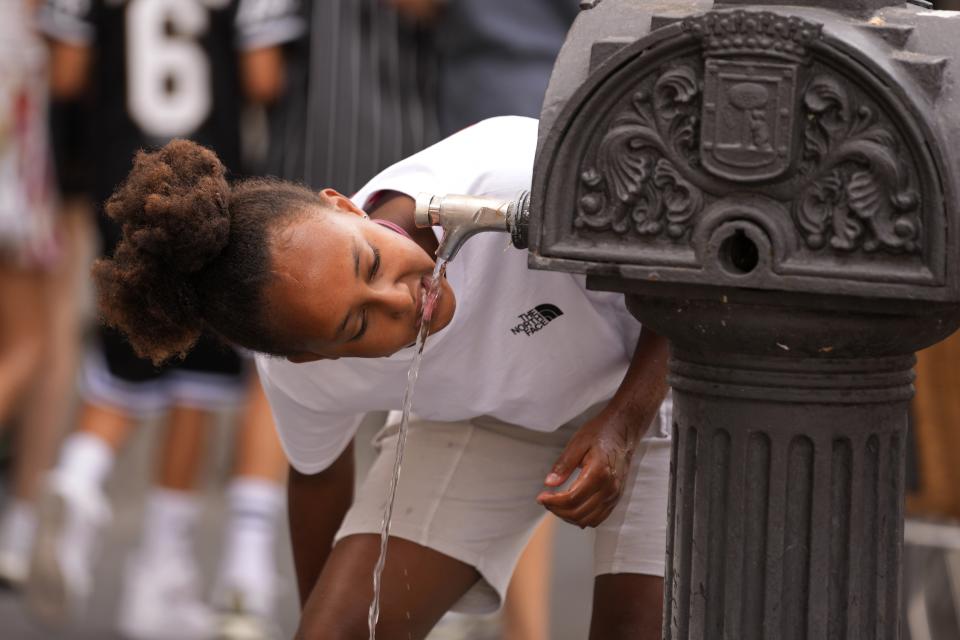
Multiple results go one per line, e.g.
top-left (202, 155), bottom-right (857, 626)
top-left (257, 116), bottom-right (644, 474)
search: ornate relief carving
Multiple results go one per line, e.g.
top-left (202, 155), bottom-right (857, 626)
top-left (575, 66), bottom-right (704, 237)
top-left (573, 10), bottom-right (922, 257)
top-left (795, 75), bottom-right (921, 253)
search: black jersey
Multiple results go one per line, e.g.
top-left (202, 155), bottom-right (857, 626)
top-left (37, 0), bottom-right (304, 206)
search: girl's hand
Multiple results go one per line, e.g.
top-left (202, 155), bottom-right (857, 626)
top-left (537, 327), bottom-right (670, 528)
top-left (536, 413), bottom-right (635, 529)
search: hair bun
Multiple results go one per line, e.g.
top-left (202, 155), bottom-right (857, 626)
top-left (105, 139), bottom-right (231, 274)
top-left (95, 140), bottom-right (234, 364)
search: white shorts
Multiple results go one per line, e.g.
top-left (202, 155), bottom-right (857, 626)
top-left (335, 407), bottom-right (671, 614)
top-left (80, 347), bottom-right (248, 417)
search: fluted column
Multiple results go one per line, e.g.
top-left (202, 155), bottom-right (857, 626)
top-left (664, 351), bottom-right (912, 640)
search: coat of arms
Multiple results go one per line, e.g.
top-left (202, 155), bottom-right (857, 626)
top-left (690, 12), bottom-right (821, 182)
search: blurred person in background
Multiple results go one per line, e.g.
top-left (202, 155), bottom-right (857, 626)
top-left (268, 0), bottom-right (440, 196)
top-left (389, 0), bottom-right (579, 136)
top-left (27, 0), bottom-right (302, 637)
top-left (0, 0), bottom-right (75, 592)
top-left (388, 3), bottom-right (579, 639)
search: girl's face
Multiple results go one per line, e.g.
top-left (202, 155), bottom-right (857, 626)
top-left (266, 191), bottom-right (456, 361)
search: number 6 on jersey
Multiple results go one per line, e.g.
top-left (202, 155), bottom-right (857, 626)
top-left (126, 0), bottom-right (212, 138)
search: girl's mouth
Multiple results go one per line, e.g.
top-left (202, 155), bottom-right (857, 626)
top-left (414, 274), bottom-right (440, 331)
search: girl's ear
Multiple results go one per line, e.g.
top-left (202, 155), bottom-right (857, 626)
top-left (320, 188), bottom-right (366, 218)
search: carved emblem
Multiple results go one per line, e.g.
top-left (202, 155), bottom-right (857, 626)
top-left (687, 12), bottom-right (820, 182)
top-left (702, 60), bottom-right (797, 181)
top-left (572, 10), bottom-right (923, 257)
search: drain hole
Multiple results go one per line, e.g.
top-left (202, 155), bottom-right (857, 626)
top-left (719, 229), bottom-right (759, 275)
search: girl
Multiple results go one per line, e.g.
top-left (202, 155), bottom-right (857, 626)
top-left (96, 116), bottom-right (672, 640)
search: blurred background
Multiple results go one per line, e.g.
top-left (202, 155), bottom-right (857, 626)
top-left (0, 0), bottom-right (959, 639)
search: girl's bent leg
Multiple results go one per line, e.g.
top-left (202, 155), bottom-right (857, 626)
top-left (589, 573), bottom-right (664, 640)
top-left (299, 533), bottom-right (480, 640)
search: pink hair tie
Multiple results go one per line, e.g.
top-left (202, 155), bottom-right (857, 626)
top-left (372, 218), bottom-right (413, 239)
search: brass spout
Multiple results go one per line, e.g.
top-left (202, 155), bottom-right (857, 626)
top-left (414, 191), bottom-right (530, 261)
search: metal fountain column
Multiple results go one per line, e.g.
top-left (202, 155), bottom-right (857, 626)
top-left (527, 1), bottom-right (960, 637)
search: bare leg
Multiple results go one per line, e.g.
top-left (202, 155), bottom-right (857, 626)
top-left (11, 199), bottom-right (93, 501)
top-left (0, 263), bottom-right (51, 586)
top-left (156, 405), bottom-right (210, 491)
top-left (231, 375), bottom-right (286, 482)
top-left (75, 401), bottom-right (135, 452)
top-left (0, 267), bottom-right (47, 422)
top-left (589, 574), bottom-right (664, 640)
top-left (502, 516), bottom-right (556, 640)
top-left (299, 534), bottom-right (481, 640)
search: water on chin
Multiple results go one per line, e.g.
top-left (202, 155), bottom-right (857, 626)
top-left (367, 258), bottom-right (448, 639)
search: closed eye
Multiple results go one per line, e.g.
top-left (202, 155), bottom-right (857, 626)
top-left (348, 243), bottom-right (379, 343)
top-left (369, 243), bottom-right (381, 280)
top-left (350, 308), bottom-right (368, 342)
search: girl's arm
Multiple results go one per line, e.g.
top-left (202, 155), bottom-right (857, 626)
top-left (287, 440), bottom-right (355, 605)
top-left (537, 327), bottom-right (670, 527)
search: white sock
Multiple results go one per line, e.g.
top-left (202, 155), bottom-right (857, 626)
top-left (56, 432), bottom-right (115, 489)
top-left (217, 477), bottom-right (284, 609)
top-left (139, 489), bottom-right (202, 562)
top-left (0, 499), bottom-right (37, 558)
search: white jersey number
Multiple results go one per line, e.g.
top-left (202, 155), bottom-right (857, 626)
top-left (126, 0), bottom-right (211, 138)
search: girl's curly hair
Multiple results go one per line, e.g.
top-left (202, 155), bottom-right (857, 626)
top-left (94, 139), bottom-right (319, 364)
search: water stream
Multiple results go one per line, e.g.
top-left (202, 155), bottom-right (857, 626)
top-left (368, 258), bottom-right (449, 640)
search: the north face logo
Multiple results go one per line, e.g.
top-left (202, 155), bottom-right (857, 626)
top-left (510, 304), bottom-right (564, 336)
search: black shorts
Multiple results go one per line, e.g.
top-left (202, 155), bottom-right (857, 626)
top-left (81, 326), bottom-right (248, 415)
top-left (49, 100), bottom-right (94, 199)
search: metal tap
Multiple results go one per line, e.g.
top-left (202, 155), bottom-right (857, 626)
top-left (414, 191), bottom-right (530, 261)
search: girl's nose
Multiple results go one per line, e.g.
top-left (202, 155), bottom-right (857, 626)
top-left (373, 281), bottom-right (414, 316)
